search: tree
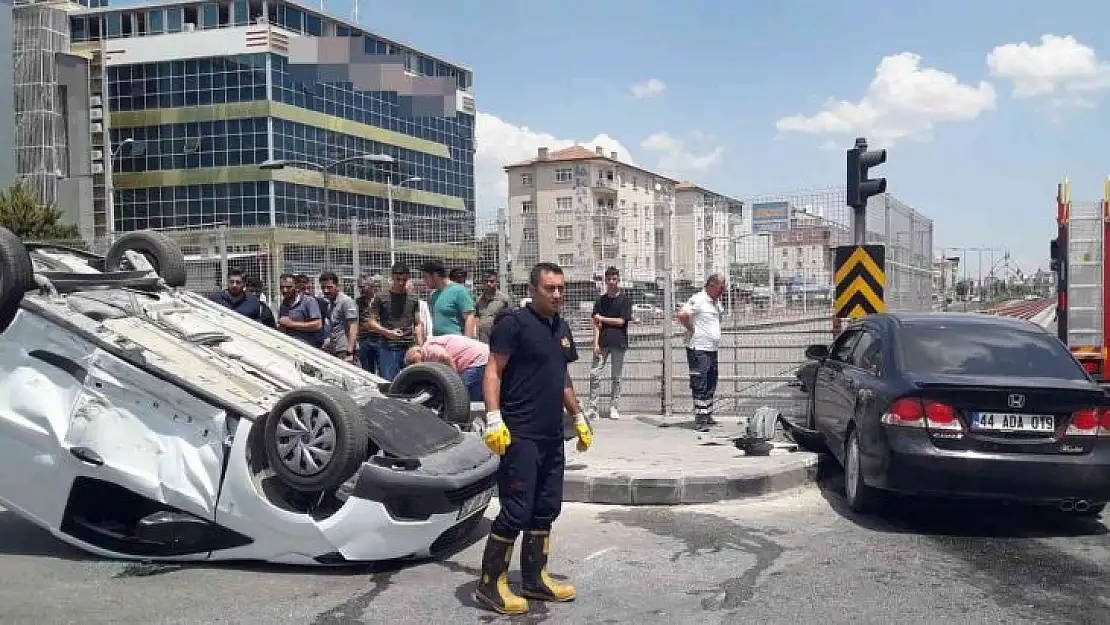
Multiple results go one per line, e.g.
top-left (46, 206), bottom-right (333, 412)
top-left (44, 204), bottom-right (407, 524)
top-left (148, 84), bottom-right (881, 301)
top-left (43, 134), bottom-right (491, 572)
top-left (0, 179), bottom-right (82, 241)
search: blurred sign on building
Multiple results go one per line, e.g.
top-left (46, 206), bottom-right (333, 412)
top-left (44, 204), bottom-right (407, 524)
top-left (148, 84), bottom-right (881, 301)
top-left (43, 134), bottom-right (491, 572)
top-left (751, 201), bottom-right (790, 233)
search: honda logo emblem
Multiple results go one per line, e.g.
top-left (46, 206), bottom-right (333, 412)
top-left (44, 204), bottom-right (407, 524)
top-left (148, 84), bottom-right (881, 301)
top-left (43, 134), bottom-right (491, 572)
top-left (1008, 394), bottom-right (1026, 409)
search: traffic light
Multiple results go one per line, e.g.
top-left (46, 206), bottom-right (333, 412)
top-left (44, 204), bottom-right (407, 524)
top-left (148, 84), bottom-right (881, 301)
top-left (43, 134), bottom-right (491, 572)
top-left (846, 137), bottom-right (887, 210)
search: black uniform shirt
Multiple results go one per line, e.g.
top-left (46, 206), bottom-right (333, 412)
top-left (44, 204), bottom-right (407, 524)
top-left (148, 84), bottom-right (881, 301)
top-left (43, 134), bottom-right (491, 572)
top-left (489, 305), bottom-right (578, 440)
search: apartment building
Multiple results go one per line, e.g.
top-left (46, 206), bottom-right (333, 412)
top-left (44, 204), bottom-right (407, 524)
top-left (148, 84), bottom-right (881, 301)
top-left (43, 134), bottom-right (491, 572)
top-left (668, 182), bottom-right (742, 285)
top-left (504, 145), bottom-right (676, 285)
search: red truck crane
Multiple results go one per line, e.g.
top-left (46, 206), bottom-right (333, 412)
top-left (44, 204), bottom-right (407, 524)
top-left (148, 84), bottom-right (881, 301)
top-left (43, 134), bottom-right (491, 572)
top-left (1052, 178), bottom-right (1110, 381)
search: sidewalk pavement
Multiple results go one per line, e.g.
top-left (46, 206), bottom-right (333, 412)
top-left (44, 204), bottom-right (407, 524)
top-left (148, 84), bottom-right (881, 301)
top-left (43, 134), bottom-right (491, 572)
top-left (556, 414), bottom-right (820, 505)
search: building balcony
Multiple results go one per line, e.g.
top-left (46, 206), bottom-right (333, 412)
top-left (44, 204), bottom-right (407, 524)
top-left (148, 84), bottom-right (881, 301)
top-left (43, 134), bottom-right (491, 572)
top-left (591, 179), bottom-right (618, 194)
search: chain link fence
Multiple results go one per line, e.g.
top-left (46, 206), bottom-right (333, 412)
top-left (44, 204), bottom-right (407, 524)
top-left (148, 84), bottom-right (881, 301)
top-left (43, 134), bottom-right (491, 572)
top-left (27, 185), bottom-right (933, 421)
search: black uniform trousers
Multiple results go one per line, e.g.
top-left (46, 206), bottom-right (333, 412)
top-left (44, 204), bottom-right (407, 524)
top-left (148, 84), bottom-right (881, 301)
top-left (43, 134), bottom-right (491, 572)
top-left (490, 436), bottom-right (565, 539)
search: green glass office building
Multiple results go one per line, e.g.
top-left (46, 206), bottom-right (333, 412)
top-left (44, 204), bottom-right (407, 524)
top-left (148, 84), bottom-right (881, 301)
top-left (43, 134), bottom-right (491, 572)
top-left (69, 0), bottom-right (476, 272)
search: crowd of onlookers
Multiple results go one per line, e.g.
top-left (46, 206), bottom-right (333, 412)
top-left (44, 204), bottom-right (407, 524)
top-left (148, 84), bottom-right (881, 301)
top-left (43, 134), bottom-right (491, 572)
top-left (207, 261), bottom-right (658, 422)
top-left (207, 260), bottom-right (517, 401)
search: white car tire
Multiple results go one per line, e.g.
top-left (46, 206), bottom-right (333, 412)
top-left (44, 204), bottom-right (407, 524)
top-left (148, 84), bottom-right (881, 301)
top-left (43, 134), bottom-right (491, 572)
top-left (104, 230), bottom-right (188, 288)
top-left (0, 226), bottom-right (34, 334)
top-left (263, 385), bottom-right (370, 493)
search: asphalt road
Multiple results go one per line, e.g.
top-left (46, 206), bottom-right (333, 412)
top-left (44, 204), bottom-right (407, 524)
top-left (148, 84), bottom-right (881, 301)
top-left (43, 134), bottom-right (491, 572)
top-left (4, 469), bottom-right (1109, 624)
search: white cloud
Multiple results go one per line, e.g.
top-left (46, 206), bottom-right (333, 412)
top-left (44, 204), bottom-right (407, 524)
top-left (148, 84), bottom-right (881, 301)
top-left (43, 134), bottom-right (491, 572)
top-left (641, 132), bottom-right (724, 173)
top-left (630, 78), bottom-right (666, 99)
top-left (987, 34), bottom-right (1110, 99)
top-left (473, 112), bottom-right (635, 222)
top-left (775, 52), bottom-right (997, 146)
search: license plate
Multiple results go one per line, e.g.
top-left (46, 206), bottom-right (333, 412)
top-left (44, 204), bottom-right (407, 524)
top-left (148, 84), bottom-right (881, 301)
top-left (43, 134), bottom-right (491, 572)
top-left (971, 412), bottom-right (1055, 433)
top-left (457, 487), bottom-right (493, 520)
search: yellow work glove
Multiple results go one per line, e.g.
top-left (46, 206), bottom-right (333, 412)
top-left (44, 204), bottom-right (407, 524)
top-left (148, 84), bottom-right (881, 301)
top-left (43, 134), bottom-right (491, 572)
top-left (483, 410), bottom-right (511, 456)
top-left (574, 412), bottom-right (593, 452)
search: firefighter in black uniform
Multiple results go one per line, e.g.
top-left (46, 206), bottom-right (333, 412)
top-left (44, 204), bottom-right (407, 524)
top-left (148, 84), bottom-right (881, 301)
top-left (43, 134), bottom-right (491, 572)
top-left (474, 261), bottom-right (593, 615)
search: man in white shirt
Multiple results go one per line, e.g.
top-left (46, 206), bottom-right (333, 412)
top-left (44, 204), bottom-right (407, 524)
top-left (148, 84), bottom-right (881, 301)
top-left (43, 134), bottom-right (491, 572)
top-left (676, 274), bottom-right (725, 431)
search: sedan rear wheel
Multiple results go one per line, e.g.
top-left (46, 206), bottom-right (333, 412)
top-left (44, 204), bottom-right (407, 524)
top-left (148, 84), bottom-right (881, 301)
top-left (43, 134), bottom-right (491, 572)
top-left (844, 429), bottom-right (883, 514)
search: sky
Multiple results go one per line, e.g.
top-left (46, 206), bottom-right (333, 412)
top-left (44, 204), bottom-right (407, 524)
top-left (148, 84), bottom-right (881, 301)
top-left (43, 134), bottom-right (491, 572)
top-left (118, 0), bottom-right (1110, 277)
top-left (340, 0), bottom-right (1110, 278)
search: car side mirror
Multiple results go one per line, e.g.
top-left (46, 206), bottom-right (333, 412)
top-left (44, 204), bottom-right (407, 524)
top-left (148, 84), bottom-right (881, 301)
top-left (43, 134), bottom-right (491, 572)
top-left (804, 344), bottom-right (829, 360)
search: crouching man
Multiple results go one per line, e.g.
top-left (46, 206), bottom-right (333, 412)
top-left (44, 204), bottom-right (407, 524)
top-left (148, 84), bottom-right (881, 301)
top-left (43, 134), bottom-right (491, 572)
top-left (474, 262), bottom-right (593, 615)
top-left (403, 334), bottom-right (488, 402)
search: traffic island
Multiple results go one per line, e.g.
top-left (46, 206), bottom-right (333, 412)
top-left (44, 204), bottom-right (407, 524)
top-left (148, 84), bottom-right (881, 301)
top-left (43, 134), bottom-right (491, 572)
top-left (557, 417), bottom-right (821, 505)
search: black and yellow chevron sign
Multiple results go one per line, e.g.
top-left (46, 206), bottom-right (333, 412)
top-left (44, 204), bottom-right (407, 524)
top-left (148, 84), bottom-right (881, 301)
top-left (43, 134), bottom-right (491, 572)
top-left (834, 244), bottom-right (886, 319)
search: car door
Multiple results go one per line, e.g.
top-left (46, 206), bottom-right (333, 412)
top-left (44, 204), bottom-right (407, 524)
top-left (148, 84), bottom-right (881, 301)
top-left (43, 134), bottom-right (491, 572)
top-left (813, 328), bottom-right (861, 455)
top-left (835, 327), bottom-right (884, 438)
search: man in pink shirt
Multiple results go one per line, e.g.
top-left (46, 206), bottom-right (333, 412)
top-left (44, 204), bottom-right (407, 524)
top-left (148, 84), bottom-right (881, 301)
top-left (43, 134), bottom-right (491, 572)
top-left (404, 334), bottom-right (489, 401)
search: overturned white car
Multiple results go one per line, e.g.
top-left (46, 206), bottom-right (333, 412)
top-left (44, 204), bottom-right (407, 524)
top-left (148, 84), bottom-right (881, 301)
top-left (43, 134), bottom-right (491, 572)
top-left (0, 227), bottom-right (497, 565)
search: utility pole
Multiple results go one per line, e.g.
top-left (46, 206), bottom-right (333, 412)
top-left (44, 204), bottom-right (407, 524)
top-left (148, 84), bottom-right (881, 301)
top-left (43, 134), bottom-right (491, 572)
top-left (658, 183), bottom-right (675, 421)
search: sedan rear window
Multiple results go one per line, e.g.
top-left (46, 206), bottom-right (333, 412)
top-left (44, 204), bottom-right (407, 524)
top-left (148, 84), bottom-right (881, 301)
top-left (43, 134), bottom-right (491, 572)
top-left (899, 323), bottom-right (1088, 379)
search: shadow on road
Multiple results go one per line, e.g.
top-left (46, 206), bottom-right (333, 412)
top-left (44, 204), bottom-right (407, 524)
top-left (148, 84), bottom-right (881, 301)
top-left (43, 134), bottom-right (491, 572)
top-left (811, 457), bottom-right (1109, 539)
top-left (0, 511), bottom-right (93, 562)
top-left (0, 510), bottom-right (491, 577)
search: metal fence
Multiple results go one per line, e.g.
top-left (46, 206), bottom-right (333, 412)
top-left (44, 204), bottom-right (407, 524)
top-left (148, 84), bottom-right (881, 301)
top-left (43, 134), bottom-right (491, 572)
top-left (28, 186), bottom-right (934, 421)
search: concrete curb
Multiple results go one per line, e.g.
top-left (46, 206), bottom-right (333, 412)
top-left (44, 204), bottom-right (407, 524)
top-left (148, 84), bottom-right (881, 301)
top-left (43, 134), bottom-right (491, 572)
top-left (559, 453), bottom-right (821, 505)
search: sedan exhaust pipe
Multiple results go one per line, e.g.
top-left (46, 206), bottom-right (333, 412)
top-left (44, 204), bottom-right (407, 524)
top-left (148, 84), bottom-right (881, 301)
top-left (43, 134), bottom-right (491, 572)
top-left (1060, 499), bottom-right (1075, 512)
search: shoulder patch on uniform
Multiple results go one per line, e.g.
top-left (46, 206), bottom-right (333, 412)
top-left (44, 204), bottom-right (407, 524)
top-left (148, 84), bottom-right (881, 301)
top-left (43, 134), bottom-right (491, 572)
top-left (560, 337), bottom-right (570, 348)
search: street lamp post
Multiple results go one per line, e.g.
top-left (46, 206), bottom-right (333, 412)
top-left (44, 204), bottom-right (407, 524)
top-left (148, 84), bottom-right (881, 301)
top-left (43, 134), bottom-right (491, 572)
top-left (106, 137), bottom-right (135, 235)
top-left (261, 153), bottom-right (399, 271)
top-left (385, 174), bottom-right (423, 266)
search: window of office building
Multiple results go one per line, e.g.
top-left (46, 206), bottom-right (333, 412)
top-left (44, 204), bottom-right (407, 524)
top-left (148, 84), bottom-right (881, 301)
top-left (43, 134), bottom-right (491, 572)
top-left (270, 119), bottom-right (468, 205)
top-left (271, 182), bottom-right (470, 244)
top-left (111, 118), bottom-right (269, 173)
top-left (113, 182), bottom-right (271, 231)
top-left (107, 54), bottom-right (268, 111)
top-left (268, 54), bottom-right (474, 177)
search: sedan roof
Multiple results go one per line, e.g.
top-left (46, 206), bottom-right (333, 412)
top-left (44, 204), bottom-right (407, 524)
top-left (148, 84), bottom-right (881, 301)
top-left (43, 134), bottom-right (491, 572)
top-left (870, 312), bottom-right (1041, 332)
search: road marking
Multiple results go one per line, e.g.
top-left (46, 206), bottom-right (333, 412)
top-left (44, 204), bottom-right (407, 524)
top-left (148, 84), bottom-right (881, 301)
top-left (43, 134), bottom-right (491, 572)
top-left (585, 547), bottom-right (617, 561)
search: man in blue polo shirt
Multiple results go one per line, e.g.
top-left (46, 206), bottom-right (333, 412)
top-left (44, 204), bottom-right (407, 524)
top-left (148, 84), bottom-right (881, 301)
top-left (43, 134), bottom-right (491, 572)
top-left (276, 272), bottom-right (323, 344)
top-left (473, 262), bottom-right (593, 616)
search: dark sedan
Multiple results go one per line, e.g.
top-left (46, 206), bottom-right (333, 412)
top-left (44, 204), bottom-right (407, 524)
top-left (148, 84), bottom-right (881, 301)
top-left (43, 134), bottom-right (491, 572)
top-left (795, 312), bottom-right (1110, 516)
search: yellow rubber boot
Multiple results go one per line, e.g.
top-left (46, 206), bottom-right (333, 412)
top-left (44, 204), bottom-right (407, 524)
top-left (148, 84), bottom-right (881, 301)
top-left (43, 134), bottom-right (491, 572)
top-left (474, 533), bottom-right (529, 615)
top-left (520, 530), bottom-right (577, 602)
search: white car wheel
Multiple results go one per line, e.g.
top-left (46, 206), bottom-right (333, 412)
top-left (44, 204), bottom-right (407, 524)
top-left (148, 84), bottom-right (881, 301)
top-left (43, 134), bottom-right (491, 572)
top-left (263, 386), bottom-right (370, 493)
top-left (103, 230), bottom-right (188, 287)
top-left (274, 402), bottom-right (339, 478)
top-left (388, 361), bottom-right (472, 425)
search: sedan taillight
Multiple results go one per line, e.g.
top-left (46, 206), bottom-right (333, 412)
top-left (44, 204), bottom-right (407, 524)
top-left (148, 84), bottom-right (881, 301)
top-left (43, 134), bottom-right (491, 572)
top-left (1065, 407), bottom-right (1110, 437)
top-left (882, 397), bottom-right (963, 432)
